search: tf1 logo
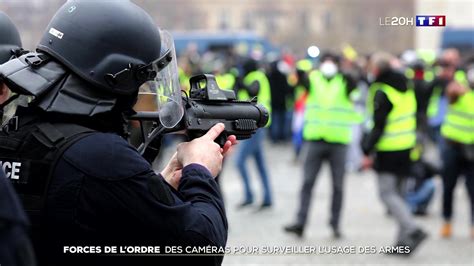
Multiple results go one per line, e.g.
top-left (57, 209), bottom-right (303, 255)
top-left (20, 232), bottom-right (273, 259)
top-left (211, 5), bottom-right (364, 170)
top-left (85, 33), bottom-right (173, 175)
top-left (379, 15), bottom-right (446, 27)
top-left (416, 15), bottom-right (446, 26)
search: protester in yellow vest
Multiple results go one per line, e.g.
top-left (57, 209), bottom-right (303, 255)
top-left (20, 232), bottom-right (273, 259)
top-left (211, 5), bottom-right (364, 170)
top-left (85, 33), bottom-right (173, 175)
top-left (235, 58), bottom-right (273, 209)
top-left (439, 58), bottom-right (474, 239)
top-left (210, 58), bottom-right (238, 93)
top-left (284, 53), bottom-right (359, 238)
top-left (215, 72), bottom-right (236, 92)
top-left (425, 49), bottom-right (465, 150)
top-left (361, 52), bottom-right (427, 255)
top-left (427, 70), bottom-right (467, 123)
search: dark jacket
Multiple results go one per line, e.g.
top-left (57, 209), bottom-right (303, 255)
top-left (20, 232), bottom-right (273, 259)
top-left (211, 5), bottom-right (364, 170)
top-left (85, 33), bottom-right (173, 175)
top-left (268, 61), bottom-right (292, 111)
top-left (0, 170), bottom-right (36, 266)
top-left (48, 134), bottom-right (226, 265)
top-left (410, 71), bottom-right (429, 130)
top-left (361, 70), bottom-right (413, 175)
top-left (11, 115), bottom-right (228, 266)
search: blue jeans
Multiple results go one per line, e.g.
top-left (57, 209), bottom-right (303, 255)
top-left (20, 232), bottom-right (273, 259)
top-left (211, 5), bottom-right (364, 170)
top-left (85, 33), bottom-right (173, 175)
top-left (270, 110), bottom-right (286, 142)
top-left (235, 129), bottom-right (272, 204)
top-left (406, 179), bottom-right (435, 213)
top-left (441, 141), bottom-right (474, 224)
top-left (428, 125), bottom-right (445, 150)
top-left (292, 127), bottom-right (304, 158)
top-left (285, 110), bottom-right (293, 139)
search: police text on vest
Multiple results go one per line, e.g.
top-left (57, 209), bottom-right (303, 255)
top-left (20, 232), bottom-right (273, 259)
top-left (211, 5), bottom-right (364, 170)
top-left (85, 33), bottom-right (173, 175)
top-left (0, 161), bottom-right (21, 180)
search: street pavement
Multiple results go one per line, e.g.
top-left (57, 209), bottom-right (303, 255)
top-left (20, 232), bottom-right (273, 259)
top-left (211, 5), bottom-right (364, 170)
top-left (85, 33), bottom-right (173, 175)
top-left (216, 141), bottom-right (474, 266)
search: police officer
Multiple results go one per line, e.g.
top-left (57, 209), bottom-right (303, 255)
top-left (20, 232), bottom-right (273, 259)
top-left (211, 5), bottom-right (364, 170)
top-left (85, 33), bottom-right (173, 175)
top-left (0, 11), bottom-right (22, 124)
top-left (361, 52), bottom-right (427, 254)
top-left (0, 1), bottom-right (236, 265)
top-left (284, 53), bottom-right (358, 238)
top-left (0, 169), bottom-right (37, 266)
top-left (0, 11), bottom-right (37, 266)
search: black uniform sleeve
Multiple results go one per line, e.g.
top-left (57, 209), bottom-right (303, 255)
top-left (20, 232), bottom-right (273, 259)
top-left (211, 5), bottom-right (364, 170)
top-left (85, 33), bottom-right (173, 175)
top-left (176, 164), bottom-right (228, 244)
top-left (361, 90), bottom-right (393, 155)
top-left (0, 171), bottom-right (36, 266)
top-left (53, 133), bottom-right (228, 252)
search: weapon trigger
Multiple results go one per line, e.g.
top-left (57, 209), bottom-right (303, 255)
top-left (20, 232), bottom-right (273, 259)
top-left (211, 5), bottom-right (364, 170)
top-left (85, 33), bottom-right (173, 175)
top-left (215, 133), bottom-right (227, 148)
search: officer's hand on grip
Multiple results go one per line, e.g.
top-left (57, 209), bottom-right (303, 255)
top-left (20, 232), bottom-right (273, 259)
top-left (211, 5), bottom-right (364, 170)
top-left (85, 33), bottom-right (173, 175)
top-left (163, 123), bottom-right (236, 188)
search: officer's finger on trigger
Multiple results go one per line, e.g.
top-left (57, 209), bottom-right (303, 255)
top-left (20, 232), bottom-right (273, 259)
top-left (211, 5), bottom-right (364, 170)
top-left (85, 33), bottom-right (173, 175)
top-left (203, 123), bottom-right (225, 141)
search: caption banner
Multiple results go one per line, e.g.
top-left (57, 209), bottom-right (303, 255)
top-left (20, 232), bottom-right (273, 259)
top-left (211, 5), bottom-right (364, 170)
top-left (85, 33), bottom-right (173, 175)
top-left (63, 245), bottom-right (411, 256)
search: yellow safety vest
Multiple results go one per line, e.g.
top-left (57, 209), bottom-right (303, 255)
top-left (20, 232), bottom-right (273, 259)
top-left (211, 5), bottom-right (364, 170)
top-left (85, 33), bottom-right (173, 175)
top-left (427, 70), bottom-right (467, 119)
top-left (369, 83), bottom-right (417, 151)
top-left (303, 71), bottom-right (359, 144)
top-left (215, 73), bottom-right (235, 91)
top-left (238, 70), bottom-right (272, 127)
top-left (296, 59), bottom-right (313, 72)
top-left (178, 67), bottom-right (190, 93)
top-left (441, 90), bottom-right (474, 144)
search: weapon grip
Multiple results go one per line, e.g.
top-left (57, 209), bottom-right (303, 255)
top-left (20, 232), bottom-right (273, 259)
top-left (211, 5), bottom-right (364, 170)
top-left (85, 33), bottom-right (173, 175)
top-left (215, 133), bottom-right (227, 148)
top-left (187, 131), bottom-right (227, 147)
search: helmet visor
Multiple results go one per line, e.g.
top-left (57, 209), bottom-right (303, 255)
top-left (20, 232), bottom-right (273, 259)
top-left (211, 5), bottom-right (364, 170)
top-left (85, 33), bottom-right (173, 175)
top-left (134, 30), bottom-right (183, 128)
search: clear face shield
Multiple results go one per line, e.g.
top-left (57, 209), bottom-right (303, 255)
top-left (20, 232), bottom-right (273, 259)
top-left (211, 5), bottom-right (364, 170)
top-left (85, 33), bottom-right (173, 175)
top-left (134, 30), bottom-right (183, 128)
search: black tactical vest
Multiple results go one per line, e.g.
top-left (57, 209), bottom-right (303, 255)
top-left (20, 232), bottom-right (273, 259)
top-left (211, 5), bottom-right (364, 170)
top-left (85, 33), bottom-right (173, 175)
top-left (0, 112), bottom-right (96, 236)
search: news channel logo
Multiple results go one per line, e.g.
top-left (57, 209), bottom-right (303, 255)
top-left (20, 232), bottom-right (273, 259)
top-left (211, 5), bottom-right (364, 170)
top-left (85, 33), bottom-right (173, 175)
top-left (379, 15), bottom-right (446, 27)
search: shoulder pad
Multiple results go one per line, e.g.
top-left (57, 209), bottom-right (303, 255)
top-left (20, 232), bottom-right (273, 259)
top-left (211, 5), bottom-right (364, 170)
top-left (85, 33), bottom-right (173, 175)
top-left (62, 133), bottom-right (151, 180)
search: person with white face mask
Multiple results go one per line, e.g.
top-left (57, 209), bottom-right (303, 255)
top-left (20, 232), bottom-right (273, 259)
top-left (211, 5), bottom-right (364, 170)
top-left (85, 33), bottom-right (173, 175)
top-left (284, 53), bottom-right (360, 238)
top-left (319, 60), bottom-right (339, 78)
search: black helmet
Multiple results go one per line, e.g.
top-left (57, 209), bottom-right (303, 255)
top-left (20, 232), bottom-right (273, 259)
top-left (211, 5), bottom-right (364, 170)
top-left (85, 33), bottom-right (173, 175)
top-left (0, 0), bottom-right (183, 126)
top-left (36, 0), bottom-right (164, 95)
top-left (0, 11), bottom-right (22, 64)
